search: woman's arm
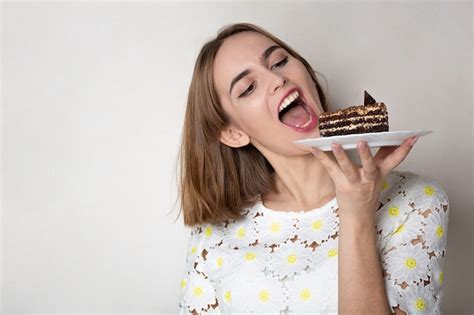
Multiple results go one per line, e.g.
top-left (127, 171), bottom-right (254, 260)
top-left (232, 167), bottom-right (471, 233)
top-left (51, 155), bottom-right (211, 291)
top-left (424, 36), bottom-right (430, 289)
top-left (311, 137), bottom-right (419, 313)
top-left (338, 214), bottom-right (392, 314)
top-left (379, 173), bottom-right (449, 314)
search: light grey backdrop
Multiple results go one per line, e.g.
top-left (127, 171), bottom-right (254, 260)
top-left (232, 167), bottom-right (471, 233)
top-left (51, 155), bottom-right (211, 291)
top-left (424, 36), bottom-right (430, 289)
top-left (2, 1), bottom-right (472, 314)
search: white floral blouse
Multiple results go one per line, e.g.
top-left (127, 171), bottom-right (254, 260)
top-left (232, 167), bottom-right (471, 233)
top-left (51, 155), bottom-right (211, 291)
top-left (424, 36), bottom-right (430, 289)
top-left (178, 171), bottom-right (450, 314)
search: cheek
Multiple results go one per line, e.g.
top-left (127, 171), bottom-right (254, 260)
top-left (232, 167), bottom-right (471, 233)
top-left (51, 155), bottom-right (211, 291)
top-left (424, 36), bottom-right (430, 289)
top-left (295, 63), bottom-right (313, 82)
top-left (236, 103), bottom-right (274, 134)
top-left (239, 108), bottom-right (267, 128)
top-left (293, 62), bottom-right (324, 111)
top-left (287, 58), bottom-right (310, 80)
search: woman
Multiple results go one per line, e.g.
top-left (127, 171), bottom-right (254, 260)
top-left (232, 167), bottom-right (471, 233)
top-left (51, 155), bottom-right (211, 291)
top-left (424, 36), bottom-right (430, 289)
top-left (177, 23), bottom-right (449, 314)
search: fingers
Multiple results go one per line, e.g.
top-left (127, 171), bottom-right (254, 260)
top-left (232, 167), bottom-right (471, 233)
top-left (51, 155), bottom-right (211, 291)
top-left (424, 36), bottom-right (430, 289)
top-left (374, 145), bottom-right (398, 163)
top-left (311, 147), bottom-right (344, 180)
top-left (311, 136), bottom-right (418, 183)
top-left (357, 141), bottom-right (379, 180)
top-left (379, 136), bottom-right (417, 176)
top-left (330, 143), bottom-right (359, 182)
top-left (313, 143), bottom-right (358, 183)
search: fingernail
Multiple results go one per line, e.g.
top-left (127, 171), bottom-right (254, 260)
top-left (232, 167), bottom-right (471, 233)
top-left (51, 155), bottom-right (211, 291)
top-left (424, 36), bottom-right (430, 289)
top-left (332, 143), bottom-right (342, 154)
top-left (311, 148), bottom-right (321, 157)
top-left (409, 137), bottom-right (418, 146)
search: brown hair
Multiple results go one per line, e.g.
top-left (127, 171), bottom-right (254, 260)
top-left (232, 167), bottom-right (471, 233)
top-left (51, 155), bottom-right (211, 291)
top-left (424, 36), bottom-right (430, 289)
top-left (176, 23), bottom-right (329, 226)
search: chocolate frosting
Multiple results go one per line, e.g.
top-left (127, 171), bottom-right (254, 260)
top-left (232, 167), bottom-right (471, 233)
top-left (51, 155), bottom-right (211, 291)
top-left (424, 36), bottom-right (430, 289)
top-left (364, 90), bottom-right (377, 105)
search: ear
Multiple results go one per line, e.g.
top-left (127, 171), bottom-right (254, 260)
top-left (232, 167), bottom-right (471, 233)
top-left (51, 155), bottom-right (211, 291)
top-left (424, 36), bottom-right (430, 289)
top-left (219, 124), bottom-right (250, 148)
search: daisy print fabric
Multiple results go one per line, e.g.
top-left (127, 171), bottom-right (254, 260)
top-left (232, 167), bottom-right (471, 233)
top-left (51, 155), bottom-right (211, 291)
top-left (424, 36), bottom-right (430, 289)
top-left (179, 171), bottom-right (450, 314)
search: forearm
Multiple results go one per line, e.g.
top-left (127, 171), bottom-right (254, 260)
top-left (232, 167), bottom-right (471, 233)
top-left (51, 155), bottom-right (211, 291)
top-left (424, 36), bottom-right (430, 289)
top-left (338, 215), bottom-right (392, 315)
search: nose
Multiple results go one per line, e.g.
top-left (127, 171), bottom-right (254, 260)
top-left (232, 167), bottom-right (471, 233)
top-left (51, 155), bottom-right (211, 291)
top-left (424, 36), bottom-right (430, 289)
top-left (269, 72), bottom-right (288, 95)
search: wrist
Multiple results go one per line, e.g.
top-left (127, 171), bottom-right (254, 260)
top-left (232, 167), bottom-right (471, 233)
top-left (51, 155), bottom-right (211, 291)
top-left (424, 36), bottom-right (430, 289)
top-left (338, 213), bottom-right (377, 235)
top-left (337, 201), bottom-right (381, 227)
top-left (339, 212), bottom-right (376, 227)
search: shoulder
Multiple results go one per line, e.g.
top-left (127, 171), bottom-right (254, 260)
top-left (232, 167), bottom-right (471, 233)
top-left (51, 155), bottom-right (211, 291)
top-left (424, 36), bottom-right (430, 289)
top-left (381, 170), bottom-right (449, 209)
top-left (184, 204), bottom-right (257, 261)
top-left (186, 221), bottom-right (228, 254)
top-left (376, 170), bottom-right (450, 252)
top-left (180, 206), bottom-right (257, 291)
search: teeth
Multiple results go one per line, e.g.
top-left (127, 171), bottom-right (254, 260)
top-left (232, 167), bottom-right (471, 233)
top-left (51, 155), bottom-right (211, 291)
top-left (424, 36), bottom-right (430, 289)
top-left (278, 91), bottom-right (300, 113)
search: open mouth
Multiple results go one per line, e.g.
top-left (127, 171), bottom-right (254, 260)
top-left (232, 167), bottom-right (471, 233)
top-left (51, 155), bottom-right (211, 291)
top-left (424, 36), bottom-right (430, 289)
top-left (278, 94), bottom-right (318, 130)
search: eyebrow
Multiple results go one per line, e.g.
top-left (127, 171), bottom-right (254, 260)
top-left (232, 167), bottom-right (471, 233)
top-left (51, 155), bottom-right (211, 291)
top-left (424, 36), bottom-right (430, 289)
top-left (228, 44), bottom-right (282, 95)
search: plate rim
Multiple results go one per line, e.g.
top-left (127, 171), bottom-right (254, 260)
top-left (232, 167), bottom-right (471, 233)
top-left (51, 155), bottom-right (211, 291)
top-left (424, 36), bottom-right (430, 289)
top-left (293, 130), bottom-right (433, 145)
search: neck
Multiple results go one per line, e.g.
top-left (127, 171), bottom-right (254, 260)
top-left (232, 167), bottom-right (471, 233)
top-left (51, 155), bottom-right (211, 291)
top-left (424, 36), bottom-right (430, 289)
top-left (261, 151), bottom-right (336, 212)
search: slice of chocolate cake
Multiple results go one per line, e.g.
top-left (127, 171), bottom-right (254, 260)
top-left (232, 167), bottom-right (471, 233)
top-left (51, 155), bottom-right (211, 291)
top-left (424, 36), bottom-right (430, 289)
top-left (318, 91), bottom-right (389, 137)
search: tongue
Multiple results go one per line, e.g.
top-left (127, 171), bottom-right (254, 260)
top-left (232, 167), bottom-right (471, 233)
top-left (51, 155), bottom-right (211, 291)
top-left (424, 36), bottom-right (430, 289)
top-left (280, 103), bottom-right (310, 127)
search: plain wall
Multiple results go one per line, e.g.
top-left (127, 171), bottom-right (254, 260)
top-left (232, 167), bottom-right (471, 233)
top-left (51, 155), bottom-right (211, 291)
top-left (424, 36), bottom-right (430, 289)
top-left (2, 1), bottom-right (472, 314)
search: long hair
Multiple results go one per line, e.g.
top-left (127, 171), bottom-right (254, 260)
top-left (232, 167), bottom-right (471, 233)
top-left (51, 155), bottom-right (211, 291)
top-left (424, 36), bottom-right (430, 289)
top-left (176, 23), bottom-right (329, 226)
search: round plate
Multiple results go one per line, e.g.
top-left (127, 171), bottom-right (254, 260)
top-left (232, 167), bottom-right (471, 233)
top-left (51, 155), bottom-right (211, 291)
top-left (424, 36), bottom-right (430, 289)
top-left (293, 130), bottom-right (433, 151)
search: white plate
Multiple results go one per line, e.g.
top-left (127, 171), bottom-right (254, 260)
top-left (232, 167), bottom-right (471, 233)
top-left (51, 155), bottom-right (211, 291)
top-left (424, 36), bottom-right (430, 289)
top-left (293, 130), bottom-right (433, 151)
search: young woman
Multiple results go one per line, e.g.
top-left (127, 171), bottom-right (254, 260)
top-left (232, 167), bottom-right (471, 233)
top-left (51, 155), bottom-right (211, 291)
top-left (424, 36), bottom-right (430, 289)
top-left (177, 23), bottom-right (449, 314)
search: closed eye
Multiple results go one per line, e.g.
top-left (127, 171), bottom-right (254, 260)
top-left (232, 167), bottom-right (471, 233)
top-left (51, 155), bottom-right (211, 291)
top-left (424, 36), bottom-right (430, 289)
top-left (238, 56), bottom-right (289, 98)
top-left (271, 56), bottom-right (289, 70)
top-left (239, 82), bottom-right (256, 98)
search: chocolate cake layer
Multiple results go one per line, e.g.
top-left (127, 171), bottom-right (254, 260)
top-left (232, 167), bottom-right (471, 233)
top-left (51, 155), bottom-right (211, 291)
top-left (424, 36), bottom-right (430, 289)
top-left (319, 115), bottom-right (388, 129)
top-left (318, 101), bottom-right (389, 137)
top-left (319, 109), bottom-right (387, 122)
top-left (320, 123), bottom-right (389, 137)
top-left (319, 104), bottom-right (387, 121)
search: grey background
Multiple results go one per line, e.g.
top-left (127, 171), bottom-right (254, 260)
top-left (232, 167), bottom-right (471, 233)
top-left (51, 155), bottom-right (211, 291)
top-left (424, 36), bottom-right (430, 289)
top-left (2, 1), bottom-right (473, 314)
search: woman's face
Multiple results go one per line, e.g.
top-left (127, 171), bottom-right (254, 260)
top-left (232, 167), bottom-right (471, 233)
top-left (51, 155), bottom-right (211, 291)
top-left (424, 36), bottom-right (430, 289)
top-left (213, 31), bottom-right (324, 156)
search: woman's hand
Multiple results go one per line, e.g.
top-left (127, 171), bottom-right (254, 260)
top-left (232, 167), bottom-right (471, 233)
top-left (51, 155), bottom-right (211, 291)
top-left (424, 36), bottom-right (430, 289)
top-left (319, 138), bottom-right (419, 315)
top-left (311, 136), bottom-right (419, 224)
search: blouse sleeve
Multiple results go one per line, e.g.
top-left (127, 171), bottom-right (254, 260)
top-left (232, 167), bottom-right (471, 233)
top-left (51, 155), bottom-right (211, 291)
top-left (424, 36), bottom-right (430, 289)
top-left (378, 172), bottom-right (449, 314)
top-left (178, 226), bottom-right (221, 314)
